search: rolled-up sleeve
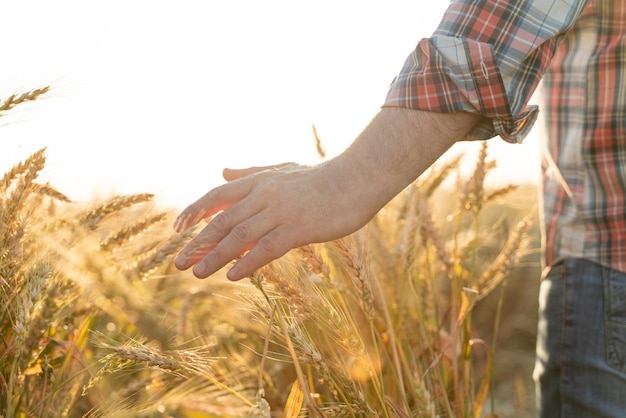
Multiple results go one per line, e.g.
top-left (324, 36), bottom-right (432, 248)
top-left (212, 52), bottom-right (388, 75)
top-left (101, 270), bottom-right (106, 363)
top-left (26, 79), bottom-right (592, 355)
top-left (383, 0), bottom-right (589, 143)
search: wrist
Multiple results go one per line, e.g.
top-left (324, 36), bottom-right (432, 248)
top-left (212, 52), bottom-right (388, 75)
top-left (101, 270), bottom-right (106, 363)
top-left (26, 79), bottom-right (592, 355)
top-left (331, 107), bottom-right (479, 216)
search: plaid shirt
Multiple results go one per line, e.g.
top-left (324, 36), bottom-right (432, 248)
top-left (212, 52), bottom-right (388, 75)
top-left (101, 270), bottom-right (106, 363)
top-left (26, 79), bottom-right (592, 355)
top-left (384, 0), bottom-right (626, 273)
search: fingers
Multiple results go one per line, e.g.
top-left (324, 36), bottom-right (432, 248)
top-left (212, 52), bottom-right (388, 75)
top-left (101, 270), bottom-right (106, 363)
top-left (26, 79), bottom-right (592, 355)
top-left (177, 210), bottom-right (294, 280)
top-left (226, 227), bottom-right (293, 280)
top-left (173, 179), bottom-right (252, 233)
top-left (174, 163), bottom-right (311, 280)
top-left (174, 200), bottom-right (264, 271)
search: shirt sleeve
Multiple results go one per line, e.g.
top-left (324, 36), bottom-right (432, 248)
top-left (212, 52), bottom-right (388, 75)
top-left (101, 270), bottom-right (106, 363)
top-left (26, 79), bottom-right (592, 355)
top-left (383, 0), bottom-right (589, 143)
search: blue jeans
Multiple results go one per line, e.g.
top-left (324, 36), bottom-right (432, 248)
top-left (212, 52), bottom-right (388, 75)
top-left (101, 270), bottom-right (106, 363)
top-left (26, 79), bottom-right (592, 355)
top-left (533, 258), bottom-right (626, 417)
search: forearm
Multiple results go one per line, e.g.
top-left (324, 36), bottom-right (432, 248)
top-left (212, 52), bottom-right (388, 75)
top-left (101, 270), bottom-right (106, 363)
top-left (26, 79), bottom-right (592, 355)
top-left (173, 106), bottom-right (480, 280)
top-left (326, 106), bottom-right (481, 221)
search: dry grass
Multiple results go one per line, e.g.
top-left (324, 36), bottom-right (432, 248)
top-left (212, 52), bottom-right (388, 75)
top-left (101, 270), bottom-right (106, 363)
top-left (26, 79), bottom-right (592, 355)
top-left (1, 88), bottom-right (540, 417)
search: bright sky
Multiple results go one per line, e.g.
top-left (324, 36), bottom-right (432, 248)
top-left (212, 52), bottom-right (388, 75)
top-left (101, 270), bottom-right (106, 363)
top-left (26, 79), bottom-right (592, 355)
top-left (0, 1), bottom-right (540, 210)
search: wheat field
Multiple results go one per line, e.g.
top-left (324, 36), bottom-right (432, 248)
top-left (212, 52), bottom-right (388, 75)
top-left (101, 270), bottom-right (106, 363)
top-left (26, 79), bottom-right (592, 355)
top-left (1, 87), bottom-right (540, 417)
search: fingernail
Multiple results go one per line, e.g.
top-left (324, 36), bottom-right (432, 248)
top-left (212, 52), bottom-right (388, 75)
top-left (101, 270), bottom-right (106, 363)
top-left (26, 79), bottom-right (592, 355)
top-left (174, 253), bottom-right (187, 268)
top-left (227, 265), bottom-right (240, 281)
top-left (173, 213), bottom-right (191, 232)
top-left (193, 261), bottom-right (207, 276)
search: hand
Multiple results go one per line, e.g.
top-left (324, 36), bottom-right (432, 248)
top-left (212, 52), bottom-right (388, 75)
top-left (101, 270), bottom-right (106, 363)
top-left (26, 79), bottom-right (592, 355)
top-left (173, 161), bottom-right (378, 281)
top-left (172, 107), bottom-right (479, 281)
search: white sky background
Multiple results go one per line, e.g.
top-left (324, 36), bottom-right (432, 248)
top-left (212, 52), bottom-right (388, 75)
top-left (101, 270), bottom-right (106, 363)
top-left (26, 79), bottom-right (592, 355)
top-left (0, 1), bottom-right (540, 210)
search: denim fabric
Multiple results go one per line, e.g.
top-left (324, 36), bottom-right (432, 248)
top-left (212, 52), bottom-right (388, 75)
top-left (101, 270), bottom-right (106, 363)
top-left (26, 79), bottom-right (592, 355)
top-left (533, 258), bottom-right (626, 417)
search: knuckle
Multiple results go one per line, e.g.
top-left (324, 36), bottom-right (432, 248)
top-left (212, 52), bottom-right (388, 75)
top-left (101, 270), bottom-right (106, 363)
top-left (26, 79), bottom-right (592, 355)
top-left (205, 184), bottom-right (225, 201)
top-left (187, 238), bottom-right (214, 260)
top-left (257, 237), bottom-right (277, 255)
top-left (254, 178), bottom-right (282, 198)
top-left (288, 206), bottom-right (308, 227)
top-left (210, 211), bottom-right (230, 232)
top-left (205, 239), bottom-right (244, 275)
top-left (207, 245), bottom-right (225, 263)
top-left (231, 223), bottom-right (251, 243)
top-left (264, 180), bottom-right (284, 196)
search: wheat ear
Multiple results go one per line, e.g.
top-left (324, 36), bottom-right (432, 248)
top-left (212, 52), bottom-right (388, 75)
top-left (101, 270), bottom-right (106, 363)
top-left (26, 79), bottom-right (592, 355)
top-left (0, 86), bottom-right (50, 115)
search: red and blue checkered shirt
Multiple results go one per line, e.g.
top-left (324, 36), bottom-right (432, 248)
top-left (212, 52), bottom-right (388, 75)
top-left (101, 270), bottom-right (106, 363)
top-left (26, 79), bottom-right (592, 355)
top-left (384, 0), bottom-right (626, 273)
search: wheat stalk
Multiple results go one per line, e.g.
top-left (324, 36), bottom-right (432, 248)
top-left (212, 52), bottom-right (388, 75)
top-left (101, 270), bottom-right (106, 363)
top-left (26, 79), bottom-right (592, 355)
top-left (484, 184), bottom-right (519, 203)
top-left (476, 217), bottom-right (531, 300)
top-left (296, 244), bottom-right (330, 282)
top-left (0, 149), bottom-right (46, 227)
top-left (80, 193), bottom-right (154, 230)
top-left (398, 185), bottom-right (425, 270)
top-left (32, 183), bottom-right (72, 203)
top-left (460, 142), bottom-right (496, 214)
top-left (420, 205), bottom-right (454, 272)
top-left (100, 212), bottom-right (167, 251)
top-left (422, 153), bottom-right (463, 198)
top-left (0, 86), bottom-right (50, 116)
top-left (330, 237), bottom-right (375, 320)
top-left (124, 229), bottom-right (192, 280)
top-left (312, 124), bottom-right (326, 159)
top-left (254, 264), bottom-right (317, 321)
top-left (0, 148), bottom-right (46, 193)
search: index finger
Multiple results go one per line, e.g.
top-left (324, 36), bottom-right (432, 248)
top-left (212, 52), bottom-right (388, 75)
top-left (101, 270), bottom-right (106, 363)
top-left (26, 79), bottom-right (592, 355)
top-left (173, 179), bottom-right (253, 233)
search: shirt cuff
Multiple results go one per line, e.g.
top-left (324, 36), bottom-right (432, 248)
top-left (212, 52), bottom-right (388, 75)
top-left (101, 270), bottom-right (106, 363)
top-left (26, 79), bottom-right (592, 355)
top-left (383, 37), bottom-right (539, 143)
